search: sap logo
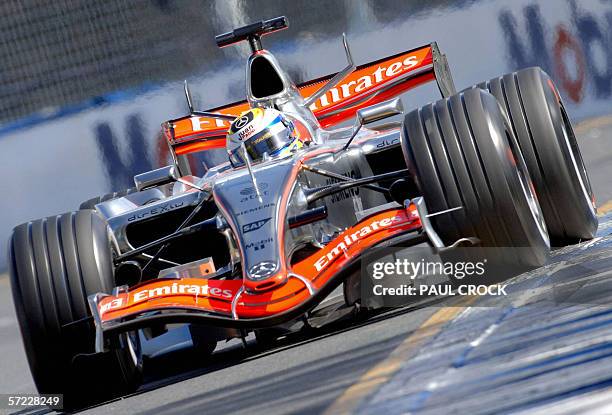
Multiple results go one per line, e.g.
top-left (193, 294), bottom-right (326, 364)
top-left (242, 218), bottom-right (271, 234)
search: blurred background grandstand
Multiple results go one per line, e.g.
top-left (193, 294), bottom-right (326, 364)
top-left (0, 0), bottom-right (485, 125)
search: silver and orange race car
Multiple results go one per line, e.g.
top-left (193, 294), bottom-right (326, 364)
top-left (9, 16), bottom-right (597, 408)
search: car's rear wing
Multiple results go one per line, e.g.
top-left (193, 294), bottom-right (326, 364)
top-left (162, 42), bottom-right (455, 158)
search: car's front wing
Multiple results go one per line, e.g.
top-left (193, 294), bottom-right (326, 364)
top-left (89, 206), bottom-right (423, 352)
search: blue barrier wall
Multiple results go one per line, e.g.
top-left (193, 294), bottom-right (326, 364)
top-left (1, 0), bottom-right (610, 270)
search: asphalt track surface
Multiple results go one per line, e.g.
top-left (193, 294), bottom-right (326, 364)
top-left (0, 117), bottom-right (611, 415)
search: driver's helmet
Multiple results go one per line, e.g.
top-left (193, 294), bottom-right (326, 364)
top-left (227, 107), bottom-right (303, 166)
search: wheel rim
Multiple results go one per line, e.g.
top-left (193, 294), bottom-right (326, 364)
top-left (559, 104), bottom-right (596, 214)
top-left (505, 129), bottom-right (549, 245)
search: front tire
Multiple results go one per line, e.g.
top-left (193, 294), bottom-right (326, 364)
top-left (9, 210), bottom-right (141, 409)
top-left (401, 88), bottom-right (550, 267)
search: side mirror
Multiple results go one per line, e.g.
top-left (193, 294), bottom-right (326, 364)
top-left (356, 97), bottom-right (404, 126)
top-left (343, 98), bottom-right (404, 151)
top-left (134, 165), bottom-right (179, 191)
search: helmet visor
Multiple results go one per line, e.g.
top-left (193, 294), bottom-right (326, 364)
top-left (230, 121), bottom-right (295, 165)
top-left (245, 121), bottom-right (293, 159)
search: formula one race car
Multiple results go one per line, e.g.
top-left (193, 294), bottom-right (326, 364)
top-left (9, 16), bottom-right (598, 408)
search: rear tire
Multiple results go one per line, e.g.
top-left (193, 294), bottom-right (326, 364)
top-left (401, 88), bottom-right (549, 267)
top-left (9, 210), bottom-right (141, 409)
top-left (79, 187), bottom-right (138, 210)
top-left (471, 67), bottom-right (597, 244)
